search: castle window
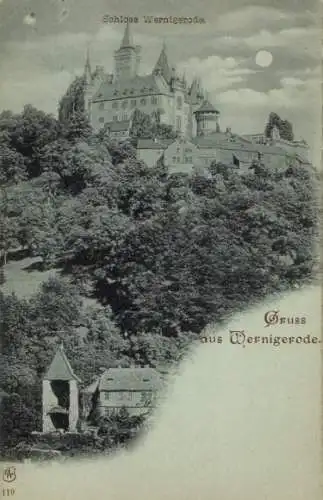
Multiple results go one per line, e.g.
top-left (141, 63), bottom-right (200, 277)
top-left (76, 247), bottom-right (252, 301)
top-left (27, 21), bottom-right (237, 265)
top-left (177, 96), bottom-right (183, 109)
top-left (99, 117), bottom-right (105, 123)
top-left (122, 100), bottom-right (128, 109)
top-left (151, 96), bottom-right (158, 105)
top-left (112, 101), bottom-right (119, 109)
top-left (122, 113), bottom-right (128, 120)
top-left (172, 156), bottom-right (177, 163)
top-left (140, 98), bottom-right (146, 105)
top-left (176, 116), bottom-right (181, 130)
top-left (131, 99), bottom-right (137, 108)
top-left (104, 392), bottom-right (110, 400)
top-left (177, 156), bottom-right (181, 163)
top-left (98, 102), bottom-right (104, 110)
top-left (185, 156), bottom-right (193, 163)
top-left (113, 115), bottom-right (118, 121)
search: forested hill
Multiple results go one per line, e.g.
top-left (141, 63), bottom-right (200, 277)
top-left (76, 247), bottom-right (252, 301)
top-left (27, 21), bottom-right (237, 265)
top-left (0, 103), bottom-right (319, 442)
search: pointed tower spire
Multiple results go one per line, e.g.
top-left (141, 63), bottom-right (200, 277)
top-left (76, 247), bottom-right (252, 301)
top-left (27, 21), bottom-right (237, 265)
top-left (84, 46), bottom-right (92, 84)
top-left (115, 22), bottom-right (139, 80)
top-left (44, 345), bottom-right (81, 382)
top-left (153, 42), bottom-right (172, 82)
top-left (120, 22), bottom-right (134, 48)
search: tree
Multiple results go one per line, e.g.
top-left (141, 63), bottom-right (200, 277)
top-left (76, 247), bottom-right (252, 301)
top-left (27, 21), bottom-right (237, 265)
top-left (58, 76), bottom-right (87, 123)
top-left (0, 144), bottom-right (26, 185)
top-left (265, 112), bottom-right (294, 141)
top-left (129, 109), bottom-right (153, 141)
top-left (96, 407), bottom-right (146, 448)
top-left (0, 106), bottom-right (62, 178)
top-left (58, 76), bottom-right (92, 141)
top-left (129, 109), bottom-right (176, 145)
top-left (0, 394), bottom-right (36, 447)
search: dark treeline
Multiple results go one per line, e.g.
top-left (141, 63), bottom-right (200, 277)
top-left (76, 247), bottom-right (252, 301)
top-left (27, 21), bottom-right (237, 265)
top-left (0, 99), bottom-right (319, 449)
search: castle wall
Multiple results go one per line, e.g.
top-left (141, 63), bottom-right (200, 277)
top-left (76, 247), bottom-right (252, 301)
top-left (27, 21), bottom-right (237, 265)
top-left (114, 47), bottom-right (138, 81)
top-left (275, 139), bottom-right (309, 160)
top-left (91, 94), bottom-right (175, 132)
top-left (171, 87), bottom-right (188, 136)
top-left (164, 139), bottom-right (199, 172)
top-left (69, 380), bottom-right (79, 432)
top-left (42, 380), bottom-right (57, 433)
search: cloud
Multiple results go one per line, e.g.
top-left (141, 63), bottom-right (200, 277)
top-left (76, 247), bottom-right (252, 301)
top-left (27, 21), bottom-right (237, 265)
top-left (217, 75), bottom-right (319, 111)
top-left (216, 75), bottom-right (321, 166)
top-left (0, 24), bottom-right (320, 165)
top-left (280, 77), bottom-right (305, 87)
top-left (0, 69), bottom-right (73, 114)
top-left (215, 6), bottom-right (290, 32)
top-left (178, 55), bottom-right (255, 92)
top-left (216, 26), bottom-right (320, 60)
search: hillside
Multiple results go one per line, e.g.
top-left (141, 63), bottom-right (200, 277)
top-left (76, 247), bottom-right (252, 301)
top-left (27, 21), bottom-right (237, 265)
top-left (0, 104), bottom-right (319, 455)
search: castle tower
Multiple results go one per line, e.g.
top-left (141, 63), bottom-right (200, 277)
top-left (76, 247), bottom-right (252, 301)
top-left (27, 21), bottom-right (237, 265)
top-left (153, 42), bottom-right (172, 83)
top-left (42, 344), bottom-right (81, 433)
top-left (84, 47), bottom-right (92, 85)
top-left (188, 78), bottom-right (205, 138)
top-left (194, 99), bottom-right (220, 136)
top-left (114, 22), bottom-right (141, 81)
top-left (83, 48), bottom-right (93, 115)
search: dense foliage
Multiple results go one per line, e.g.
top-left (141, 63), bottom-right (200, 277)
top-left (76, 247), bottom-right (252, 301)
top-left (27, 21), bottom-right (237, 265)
top-left (0, 102), bottom-right (318, 453)
top-left (129, 109), bottom-right (177, 144)
top-left (264, 112), bottom-right (294, 141)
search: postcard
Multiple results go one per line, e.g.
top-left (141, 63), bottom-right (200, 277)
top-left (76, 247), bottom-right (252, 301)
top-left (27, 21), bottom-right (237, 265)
top-left (0, 1), bottom-right (321, 499)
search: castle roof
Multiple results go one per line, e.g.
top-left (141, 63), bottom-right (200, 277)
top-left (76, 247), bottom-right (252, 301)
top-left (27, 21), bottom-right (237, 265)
top-left (195, 99), bottom-right (219, 114)
top-left (193, 134), bottom-right (289, 155)
top-left (92, 73), bottom-right (171, 102)
top-left (44, 345), bottom-right (81, 382)
top-left (192, 134), bottom-right (266, 150)
top-left (98, 367), bottom-right (162, 392)
top-left (153, 44), bottom-right (172, 83)
top-left (119, 22), bottom-right (134, 49)
top-left (189, 77), bottom-right (203, 101)
top-left (84, 47), bottom-right (92, 82)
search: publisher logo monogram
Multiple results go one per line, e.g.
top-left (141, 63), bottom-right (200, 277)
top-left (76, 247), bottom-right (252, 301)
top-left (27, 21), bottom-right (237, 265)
top-left (2, 467), bottom-right (16, 483)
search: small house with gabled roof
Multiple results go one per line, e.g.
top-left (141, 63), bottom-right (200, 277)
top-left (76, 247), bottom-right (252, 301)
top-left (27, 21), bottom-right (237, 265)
top-left (42, 345), bottom-right (81, 433)
top-left (82, 367), bottom-right (162, 420)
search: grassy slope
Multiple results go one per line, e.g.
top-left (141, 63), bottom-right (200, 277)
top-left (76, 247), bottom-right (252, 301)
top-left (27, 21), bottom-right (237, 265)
top-left (0, 254), bottom-right (102, 310)
top-left (1, 256), bottom-right (58, 299)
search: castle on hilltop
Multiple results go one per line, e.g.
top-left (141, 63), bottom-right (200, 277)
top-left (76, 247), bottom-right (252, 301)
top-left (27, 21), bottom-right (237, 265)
top-left (83, 23), bottom-right (310, 173)
top-left (83, 22), bottom-right (215, 139)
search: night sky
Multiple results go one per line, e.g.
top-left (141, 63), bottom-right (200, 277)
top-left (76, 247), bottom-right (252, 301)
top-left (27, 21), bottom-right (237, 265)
top-left (0, 0), bottom-right (321, 163)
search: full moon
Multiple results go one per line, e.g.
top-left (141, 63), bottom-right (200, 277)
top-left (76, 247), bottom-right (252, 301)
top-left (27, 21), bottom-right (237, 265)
top-left (255, 50), bottom-right (273, 68)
